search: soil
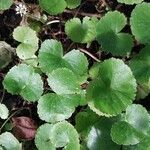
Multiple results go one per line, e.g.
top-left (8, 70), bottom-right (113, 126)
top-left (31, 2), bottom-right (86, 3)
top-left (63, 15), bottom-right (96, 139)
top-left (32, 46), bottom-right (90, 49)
top-left (0, 0), bottom-right (149, 149)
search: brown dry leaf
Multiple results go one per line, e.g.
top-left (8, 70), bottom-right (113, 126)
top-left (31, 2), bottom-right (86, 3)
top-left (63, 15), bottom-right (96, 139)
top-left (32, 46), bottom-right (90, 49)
top-left (11, 116), bottom-right (38, 140)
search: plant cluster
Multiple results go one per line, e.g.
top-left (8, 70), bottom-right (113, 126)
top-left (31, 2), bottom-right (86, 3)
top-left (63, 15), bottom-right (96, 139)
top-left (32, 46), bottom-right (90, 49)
top-left (0, 0), bottom-right (150, 150)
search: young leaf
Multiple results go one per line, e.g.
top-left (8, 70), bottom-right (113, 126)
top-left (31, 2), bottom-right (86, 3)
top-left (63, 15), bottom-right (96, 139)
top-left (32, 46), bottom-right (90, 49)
top-left (0, 132), bottom-right (21, 150)
top-left (111, 104), bottom-right (150, 145)
top-left (96, 11), bottom-right (133, 56)
top-left (13, 26), bottom-right (39, 59)
top-left (35, 121), bottom-right (80, 150)
top-left (0, 104), bottom-right (9, 119)
top-left (0, 0), bottom-right (13, 10)
top-left (65, 17), bottom-right (97, 43)
top-left (37, 93), bottom-right (80, 123)
top-left (130, 3), bottom-right (150, 44)
top-left (117, 0), bottom-right (143, 5)
top-left (65, 0), bottom-right (81, 9)
top-left (3, 64), bottom-right (43, 102)
top-left (86, 58), bottom-right (137, 116)
top-left (47, 68), bottom-right (81, 95)
top-left (39, 0), bottom-right (67, 15)
top-left (39, 39), bottom-right (88, 82)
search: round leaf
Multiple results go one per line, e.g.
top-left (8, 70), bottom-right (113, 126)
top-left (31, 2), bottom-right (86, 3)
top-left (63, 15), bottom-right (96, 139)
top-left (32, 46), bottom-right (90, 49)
top-left (0, 104), bottom-right (9, 119)
top-left (111, 104), bottom-right (150, 145)
top-left (0, 132), bottom-right (21, 150)
top-left (38, 93), bottom-right (80, 123)
top-left (35, 121), bottom-right (80, 150)
top-left (86, 58), bottom-right (137, 116)
top-left (3, 64), bottom-right (43, 102)
top-left (130, 3), bottom-right (150, 44)
top-left (39, 0), bottom-right (67, 15)
top-left (38, 40), bottom-right (88, 81)
top-left (47, 68), bottom-right (81, 95)
top-left (0, 0), bottom-right (13, 10)
top-left (96, 11), bottom-right (133, 56)
top-left (13, 26), bottom-right (39, 59)
top-left (65, 17), bottom-right (97, 43)
top-left (117, 0), bottom-right (143, 5)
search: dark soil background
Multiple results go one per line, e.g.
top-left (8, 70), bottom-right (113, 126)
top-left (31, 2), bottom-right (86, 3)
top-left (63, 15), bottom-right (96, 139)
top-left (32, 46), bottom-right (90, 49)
top-left (0, 0), bottom-right (149, 149)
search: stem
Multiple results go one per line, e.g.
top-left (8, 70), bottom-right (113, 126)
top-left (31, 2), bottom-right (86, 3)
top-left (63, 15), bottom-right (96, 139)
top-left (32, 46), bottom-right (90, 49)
top-left (46, 20), bottom-right (60, 25)
top-left (79, 48), bottom-right (100, 62)
top-left (64, 9), bottom-right (102, 18)
top-left (0, 90), bottom-right (5, 103)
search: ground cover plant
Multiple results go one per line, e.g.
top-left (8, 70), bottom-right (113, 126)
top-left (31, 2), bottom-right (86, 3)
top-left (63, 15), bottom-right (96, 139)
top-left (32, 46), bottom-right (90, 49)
top-left (0, 0), bottom-right (150, 149)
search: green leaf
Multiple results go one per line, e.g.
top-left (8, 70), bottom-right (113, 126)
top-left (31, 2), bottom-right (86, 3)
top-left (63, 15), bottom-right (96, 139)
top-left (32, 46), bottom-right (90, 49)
top-left (96, 11), bottom-right (133, 56)
top-left (111, 104), bottom-right (150, 145)
top-left (47, 68), bottom-right (81, 95)
top-left (129, 46), bottom-right (150, 84)
top-left (0, 132), bottom-right (21, 150)
top-left (13, 26), bottom-right (39, 59)
top-left (65, 0), bottom-right (81, 9)
top-left (3, 64), bottom-right (43, 102)
top-left (0, 104), bottom-right (9, 119)
top-left (130, 3), bottom-right (150, 44)
top-left (86, 58), bottom-right (137, 116)
top-left (123, 136), bottom-right (150, 150)
top-left (86, 117), bottom-right (120, 150)
top-left (63, 49), bottom-right (88, 79)
top-left (38, 93), bottom-right (80, 123)
top-left (35, 121), bottom-right (80, 150)
top-left (0, 41), bottom-right (13, 69)
top-left (0, 0), bottom-right (13, 10)
top-left (65, 17), bottom-right (97, 43)
top-left (39, 0), bottom-right (67, 15)
top-left (117, 0), bottom-right (143, 5)
top-left (75, 109), bottom-right (100, 135)
top-left (39, 39), bottom-right (88, 81)
top-left (75, 109), bottom-right (120, 150)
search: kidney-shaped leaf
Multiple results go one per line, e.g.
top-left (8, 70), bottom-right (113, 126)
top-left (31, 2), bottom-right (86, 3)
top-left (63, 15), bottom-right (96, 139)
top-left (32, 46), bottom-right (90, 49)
top-left (111, 104), bottom-right (150, 145)
top-left (38, 39), bottom-right (88, 82)
top-left (38, 93), bottom-right (80, 123)
top-left (65, 17), bottom-right (97, 43)
top-left (3, 64), bottom-right (43, 102)
top-left (96, 11), bottom-right (133, 56)
top-left (13, 26), bottom-right (39, 59)
top-left (35, 121), bottom-right (80, 150)
top-left (39, 0), bottom-right (67, 15)
top-left (130, 3), bottom-right (150, 44)
top-left (86, 58), bottom-right (137, 116)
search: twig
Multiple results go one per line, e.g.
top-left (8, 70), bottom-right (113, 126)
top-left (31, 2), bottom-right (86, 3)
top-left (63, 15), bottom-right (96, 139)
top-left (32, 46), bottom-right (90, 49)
top-left (64, 9), bottom-right (102, 18)
top-left (0, 90), bottom-right (5, 103)
top-left (79, 48), bottom-right (100, 62)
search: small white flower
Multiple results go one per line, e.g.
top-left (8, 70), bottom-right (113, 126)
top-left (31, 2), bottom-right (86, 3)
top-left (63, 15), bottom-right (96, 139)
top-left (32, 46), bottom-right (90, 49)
top-left (15, 3), bottom-right (27, 17)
